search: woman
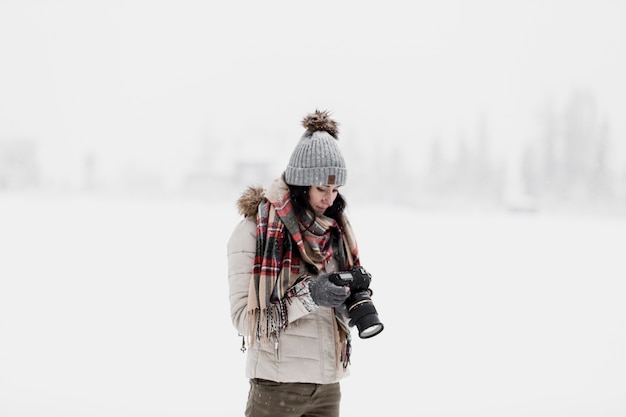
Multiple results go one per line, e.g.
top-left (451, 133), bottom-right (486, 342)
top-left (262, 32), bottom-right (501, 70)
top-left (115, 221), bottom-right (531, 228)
top-left (227, 110), bottom-right (378, 417)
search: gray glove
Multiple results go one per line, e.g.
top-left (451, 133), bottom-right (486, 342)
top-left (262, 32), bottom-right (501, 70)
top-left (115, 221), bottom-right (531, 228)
top-left (308, 274), bottom-right (350, 308)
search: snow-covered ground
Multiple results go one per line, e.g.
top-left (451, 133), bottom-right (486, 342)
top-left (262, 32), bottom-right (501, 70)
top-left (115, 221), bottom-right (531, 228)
top-left (1, 194), bottom-right (625, 417)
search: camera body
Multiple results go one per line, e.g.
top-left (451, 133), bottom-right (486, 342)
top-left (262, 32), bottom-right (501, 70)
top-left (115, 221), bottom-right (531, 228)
top-left (329, 266), bottom-right (384, 339)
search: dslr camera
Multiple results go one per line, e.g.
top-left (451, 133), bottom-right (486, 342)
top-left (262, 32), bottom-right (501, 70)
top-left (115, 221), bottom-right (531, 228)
top-left (329, 266), bottom-right (384, 339)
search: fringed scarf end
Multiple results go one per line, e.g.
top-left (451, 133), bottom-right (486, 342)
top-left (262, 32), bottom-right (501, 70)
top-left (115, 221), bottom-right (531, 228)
top-left (340, 336), bottom-right (352, 369)
top-left (248, 298), bottom-right (291, 346)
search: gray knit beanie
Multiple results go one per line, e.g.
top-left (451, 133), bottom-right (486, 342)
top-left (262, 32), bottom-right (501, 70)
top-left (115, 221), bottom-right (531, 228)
top-left (284, 110), bottom-right (347, 186)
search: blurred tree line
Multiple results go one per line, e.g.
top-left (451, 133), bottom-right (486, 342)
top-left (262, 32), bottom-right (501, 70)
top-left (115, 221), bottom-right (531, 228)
top-left (523, 89), bottom-right (615, 208)
top-left (2, 87), bottom-right (622, 216)
top-left (347, 88), bottom-right (623, 214)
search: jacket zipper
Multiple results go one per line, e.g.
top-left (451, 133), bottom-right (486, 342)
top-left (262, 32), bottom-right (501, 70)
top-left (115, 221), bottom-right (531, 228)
top-left (274, 340), bottom-right (281, 362)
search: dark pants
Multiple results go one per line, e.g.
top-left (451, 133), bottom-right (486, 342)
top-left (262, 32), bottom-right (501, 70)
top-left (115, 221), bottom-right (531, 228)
top-left (245, 378), bottom-right (341, 417)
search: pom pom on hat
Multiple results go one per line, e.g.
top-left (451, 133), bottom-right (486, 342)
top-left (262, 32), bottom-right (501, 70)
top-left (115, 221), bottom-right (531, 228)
top-left (284, 110), bottom-right (347, 187)
top-left (302, 109), bottom-right (339, 139)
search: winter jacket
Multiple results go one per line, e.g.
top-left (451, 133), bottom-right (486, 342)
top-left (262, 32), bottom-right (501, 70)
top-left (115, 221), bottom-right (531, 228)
top-left (227, 190), bottom-right (350, 384)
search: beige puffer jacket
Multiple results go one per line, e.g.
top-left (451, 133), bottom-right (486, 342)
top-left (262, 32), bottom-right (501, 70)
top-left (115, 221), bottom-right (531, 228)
top-left (227, 188), bottom-right (350, 384)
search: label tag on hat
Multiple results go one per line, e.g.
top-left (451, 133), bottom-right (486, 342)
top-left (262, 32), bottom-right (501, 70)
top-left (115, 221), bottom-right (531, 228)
top-left (327, 175), bottom-right (336, 185)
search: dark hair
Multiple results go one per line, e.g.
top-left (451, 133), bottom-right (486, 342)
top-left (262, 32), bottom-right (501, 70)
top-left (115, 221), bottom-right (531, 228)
top-left (288, 184), bottom-right (347, 229)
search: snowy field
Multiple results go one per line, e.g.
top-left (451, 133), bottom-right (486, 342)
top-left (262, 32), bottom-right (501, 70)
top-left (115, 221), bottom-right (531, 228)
top-left (1, 194), bottom-right (625, 417)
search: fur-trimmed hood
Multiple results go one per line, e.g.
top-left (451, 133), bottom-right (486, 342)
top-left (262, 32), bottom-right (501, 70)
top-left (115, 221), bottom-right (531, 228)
top-left (236, 185), bottom-right (265, 218)
top-left (237, 179), bottom-right (292, 218)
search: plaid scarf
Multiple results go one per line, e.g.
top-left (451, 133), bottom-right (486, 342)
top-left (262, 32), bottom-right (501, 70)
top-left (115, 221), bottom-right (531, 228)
top-left (247, 178), bottom-right (360, 346)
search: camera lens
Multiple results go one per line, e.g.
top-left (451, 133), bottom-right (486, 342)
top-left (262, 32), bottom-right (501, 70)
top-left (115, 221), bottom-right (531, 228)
top-left (358, 321), bottom-right (384, 339)
top-left (346, 291), bottom-right (384, 339)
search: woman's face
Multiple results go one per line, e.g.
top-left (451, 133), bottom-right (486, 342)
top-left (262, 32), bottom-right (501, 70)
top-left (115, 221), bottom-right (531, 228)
top-left (308, 185), bottom-right (340, 215)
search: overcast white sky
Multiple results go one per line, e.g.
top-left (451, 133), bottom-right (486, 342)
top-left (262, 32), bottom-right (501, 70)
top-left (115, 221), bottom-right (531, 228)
top-left (1, 0), bottom-right (625, 187)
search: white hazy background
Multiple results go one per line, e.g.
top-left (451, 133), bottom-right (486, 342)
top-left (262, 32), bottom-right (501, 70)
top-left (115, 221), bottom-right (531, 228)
top-left (1, 1), bottom-right (626, 416)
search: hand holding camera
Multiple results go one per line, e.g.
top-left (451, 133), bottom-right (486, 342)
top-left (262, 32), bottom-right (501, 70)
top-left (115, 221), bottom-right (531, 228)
top-left (309, 274), bottom-right (350, 308)
top-left (329, 266), bottom-right (384, 339)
